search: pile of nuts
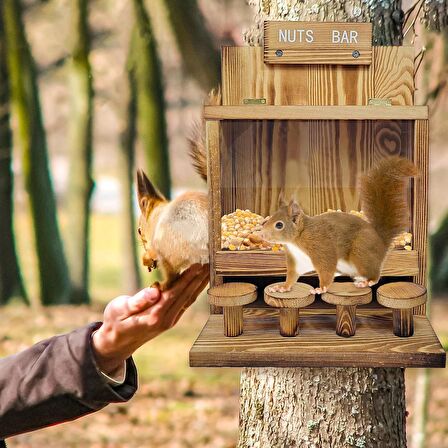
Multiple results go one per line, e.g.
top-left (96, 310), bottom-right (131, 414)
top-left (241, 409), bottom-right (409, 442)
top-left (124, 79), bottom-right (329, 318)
top-left (221, 209), bottom-right (284, 251)
top-left (327, 209), bottom-right (412, 250)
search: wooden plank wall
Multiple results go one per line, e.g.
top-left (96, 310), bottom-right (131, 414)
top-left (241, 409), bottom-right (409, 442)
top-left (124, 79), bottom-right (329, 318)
top-left (222, 46), bottom-right (414, 106)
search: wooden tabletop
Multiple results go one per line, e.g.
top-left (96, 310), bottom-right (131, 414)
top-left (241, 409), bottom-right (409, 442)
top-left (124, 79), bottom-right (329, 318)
top-left (264, 282), bottom-right (315, 308)
top-left (377, 282), bottom-right (427, 309)
top-left (208, 282), bottom-right (257, 307)
top-left (322, 282), bottom-right (372, 306)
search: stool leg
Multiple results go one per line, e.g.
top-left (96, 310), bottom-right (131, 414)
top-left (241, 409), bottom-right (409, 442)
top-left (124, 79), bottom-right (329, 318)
top-left (392, 308), bottom-right (414, 337)
top-left (223, 306), bottom-right (243, 337)
top-left (336, 305), bottom-right (357, 337)
top-left (279, 308), bottom-right (299, 337)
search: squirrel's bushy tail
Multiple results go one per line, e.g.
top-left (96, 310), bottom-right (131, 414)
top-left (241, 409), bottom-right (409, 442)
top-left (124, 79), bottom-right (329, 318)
top-left (360, 156), bottom-right (418, 247)
top-left (188, 88), bottom-right (221, 182)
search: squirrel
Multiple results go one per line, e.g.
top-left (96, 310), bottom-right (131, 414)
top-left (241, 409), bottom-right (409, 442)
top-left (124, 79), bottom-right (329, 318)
top-left (256, 156), bottom-right (418, 295)
top-left (136, 90), bottom-right (220, 289)
top-left (136, 170), bottom-right (208, 290)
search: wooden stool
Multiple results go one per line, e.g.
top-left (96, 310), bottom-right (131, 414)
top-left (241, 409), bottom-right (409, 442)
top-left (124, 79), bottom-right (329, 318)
top-left (322, 283), bottom-right (372, 337)
top-left (377, 282), bottom-right (427, 337)
top-left (264, 283), bottom-right (315, 337)
top-left (208, 282), bottom-right (257, 337)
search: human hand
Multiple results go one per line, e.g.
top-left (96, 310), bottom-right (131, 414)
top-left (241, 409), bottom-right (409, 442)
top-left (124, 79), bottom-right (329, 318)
top-left (92, 264), bottom-right (209, 375)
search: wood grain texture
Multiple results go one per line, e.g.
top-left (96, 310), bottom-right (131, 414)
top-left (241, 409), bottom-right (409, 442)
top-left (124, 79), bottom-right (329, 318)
top-left (377, 282), bottom-right (427, 309)
top-left (279, 308), bottom-right (300, 337)
top-left (208, 282), bottom-right (257, 307)
top-left (264, 22), bottom-right (372, 65)
top-left (190, 309), bottom-right (446, 368)
top-left (412, 120), bottom-right (429, 315)
top-left (264, 282), bottom-right (314, 308)
top-left (373, 46), bottom-right (414, 105)
top-left (220, 120), bottom-right (414, 217)
top-left (223, 46), bottom-right (372, 106)
top-left (204, 105), bottom-right (428, 120)
top-left (215, 249), bottom-right (419, 277)
top-left (206, 120), bottom-right (223, 314)
top-left (393, 309), bottom-right (414, 338)
top-left (223, 306), bottom-right (243, 337)
top-left (336, 304), bottom-right (357, 337)
top-left (322, 282), bottom-right (372, 306)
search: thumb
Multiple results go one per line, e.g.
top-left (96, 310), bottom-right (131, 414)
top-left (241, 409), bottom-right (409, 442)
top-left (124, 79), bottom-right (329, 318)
top-left (127, 288), bottom-right (161, 315)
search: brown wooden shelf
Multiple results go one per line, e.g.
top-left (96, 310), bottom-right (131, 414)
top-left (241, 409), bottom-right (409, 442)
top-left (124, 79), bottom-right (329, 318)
top-left (215, 249), bottom-right (419, 277)
top-left (204, 105), bottom-right (428, 121)
top-left (190, 308), bottom-right (446, 368)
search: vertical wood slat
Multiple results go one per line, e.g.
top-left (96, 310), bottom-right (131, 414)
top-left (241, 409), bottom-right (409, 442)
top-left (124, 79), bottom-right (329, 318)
top-left (206, 120), bottom-right (223, 314)
top-left (413, 120), bottom-right (429, 316)
top-left (373, 46), bottom-right (415, 106)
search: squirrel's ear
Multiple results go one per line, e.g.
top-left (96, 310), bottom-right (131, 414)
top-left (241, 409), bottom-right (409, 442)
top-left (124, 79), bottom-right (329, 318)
top-left (137, 169), bottom-right (165, 212)
top-left (288, 199), bottom-right (302, 222)
top-left (278, 191), bottom-right (287, 207)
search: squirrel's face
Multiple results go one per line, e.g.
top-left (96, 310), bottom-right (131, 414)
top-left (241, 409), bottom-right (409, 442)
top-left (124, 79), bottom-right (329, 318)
top-left (256, 198), bottom-right (303, 244)
top-left (136, 169), bottom-right (167, 270)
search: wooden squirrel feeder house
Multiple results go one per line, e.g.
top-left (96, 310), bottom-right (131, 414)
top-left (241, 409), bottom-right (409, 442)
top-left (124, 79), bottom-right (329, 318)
top-left (190, 21), bottom-right (446, 370)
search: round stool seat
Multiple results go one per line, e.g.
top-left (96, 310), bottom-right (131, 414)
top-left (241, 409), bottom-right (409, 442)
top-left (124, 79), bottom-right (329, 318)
top-left (322, 282), bottom-right (372, 306)
top-left (377, 282), bottom-right (426, 309)
top-left (264, 282), bottom-right (315, 308)
top-left (208, 282), bottom-right (257, 307)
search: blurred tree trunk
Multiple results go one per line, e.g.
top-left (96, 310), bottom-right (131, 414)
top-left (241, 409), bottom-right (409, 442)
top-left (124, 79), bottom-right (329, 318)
top-left (118, 35), bottom-right (141, 292)
top-left (0, 11), bottom-right (27, 305)
top-left (163, 0), bottom-right (220, 91)
top-left (238, 2), bottom-right (406, 447)
top-left (132, 0), bottom-right (171, 199)
top-left (65, 0), bottom-right (93, 304)
top-left (2, 0), bottom-right (71, 305)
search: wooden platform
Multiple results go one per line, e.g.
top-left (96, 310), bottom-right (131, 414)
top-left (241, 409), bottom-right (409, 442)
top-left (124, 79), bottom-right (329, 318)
top-left (215, 249), bottom-right (419, 277)
top-left (190, 308), bottom-right (446, 368)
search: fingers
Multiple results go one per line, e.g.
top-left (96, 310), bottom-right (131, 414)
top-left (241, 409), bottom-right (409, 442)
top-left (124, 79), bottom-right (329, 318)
top-left (125, 288), bottom-right (161, 316)
top-left (164, 267), bottom-right (209, 324)
top-left (171, 271), bottom-right (210, 325)
top-left (167, 264), bottom-right (207, 297)
top-left (137, 265), bottom-right (208, 327)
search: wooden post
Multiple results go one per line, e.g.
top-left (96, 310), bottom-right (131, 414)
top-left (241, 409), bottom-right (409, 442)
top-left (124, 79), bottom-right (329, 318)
top-left (377, 282), bottom-right (427, 337)
top-left (279, 308), bottom-right (300, 337)
top-left (335, 304), bottom-right (357, 337)
top-left (322, 283), bottom-right (372, 338)
top-left (264, 282), bottom-right (315, 337)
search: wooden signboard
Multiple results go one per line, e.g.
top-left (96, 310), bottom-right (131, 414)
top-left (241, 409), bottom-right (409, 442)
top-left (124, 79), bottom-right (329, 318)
top-left (264, 21), bottom-right (372, 65)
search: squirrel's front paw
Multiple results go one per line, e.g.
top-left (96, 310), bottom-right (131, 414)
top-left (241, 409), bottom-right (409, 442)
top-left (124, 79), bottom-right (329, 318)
top-left (269, 284), bottom-right (292, 293)
top-left (310, 286), bottom-right (327, 295)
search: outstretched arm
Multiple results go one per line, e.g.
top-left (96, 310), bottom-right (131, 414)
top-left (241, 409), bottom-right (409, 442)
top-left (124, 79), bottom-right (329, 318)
top-left (0, 264), bottom-right (209, 439)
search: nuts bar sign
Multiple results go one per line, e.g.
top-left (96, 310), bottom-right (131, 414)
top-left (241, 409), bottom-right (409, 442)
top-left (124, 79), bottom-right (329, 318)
top-left (264, 21), bottom-right (372, 65)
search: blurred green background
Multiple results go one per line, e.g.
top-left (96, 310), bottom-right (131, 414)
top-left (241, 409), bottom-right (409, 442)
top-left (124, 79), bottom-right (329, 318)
top-left (0, 0), bottom-right (448, 447)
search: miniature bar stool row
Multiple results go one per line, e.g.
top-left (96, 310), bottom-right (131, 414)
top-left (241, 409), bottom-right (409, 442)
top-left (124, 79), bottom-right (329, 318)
top-left (208, 281), bottom-right (427, 338)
